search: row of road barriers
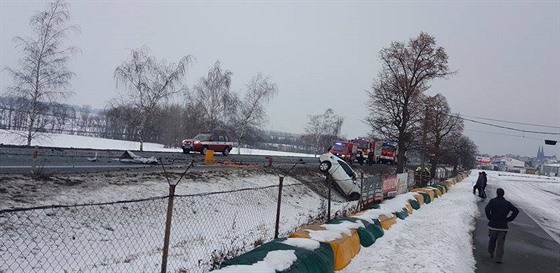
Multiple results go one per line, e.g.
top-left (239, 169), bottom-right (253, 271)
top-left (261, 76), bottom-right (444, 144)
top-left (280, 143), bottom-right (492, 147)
top-left (213, 172), bottom-right (469, 272)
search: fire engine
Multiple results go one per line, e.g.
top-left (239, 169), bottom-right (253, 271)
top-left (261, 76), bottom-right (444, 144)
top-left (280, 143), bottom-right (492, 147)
top-left (350, 137), bottom-right (376, 165)
top-left (329, 140), bottom-right (357, 163)
top-left (379, 141), bottom-right (398, 165)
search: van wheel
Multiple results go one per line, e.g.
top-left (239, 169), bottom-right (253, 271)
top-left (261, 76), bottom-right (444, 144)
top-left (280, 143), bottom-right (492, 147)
top-left (319, 161), bottom-right (331, 173)
top-left (201, 146), bottom-right (208, 155)
top-left (182, 148), bottom-right (190, 154)
top-left (222, 147), bottom-right (230, 156)
top-left (349, 193), bottom-right (361, 201)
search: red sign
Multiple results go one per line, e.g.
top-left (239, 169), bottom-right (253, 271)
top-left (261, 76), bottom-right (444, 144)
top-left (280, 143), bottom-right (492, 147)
top-left (382, 175), bottom-right (398, 198)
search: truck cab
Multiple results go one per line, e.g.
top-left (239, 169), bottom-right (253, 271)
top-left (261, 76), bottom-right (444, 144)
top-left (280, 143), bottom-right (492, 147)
top-left (329, 141), bottom-right (357, 164)
top-left (350, 137), bottom-right (374, 165)
top-left (379, 141), bottom-right (398, 165)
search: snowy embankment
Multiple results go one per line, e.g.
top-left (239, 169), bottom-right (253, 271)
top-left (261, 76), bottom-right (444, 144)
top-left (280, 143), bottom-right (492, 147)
top-left (214, 173), bottom-right (481, 273)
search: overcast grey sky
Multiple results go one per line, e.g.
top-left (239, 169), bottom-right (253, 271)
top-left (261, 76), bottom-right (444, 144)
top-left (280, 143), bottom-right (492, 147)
top-left (1, 0), bottom-right (559, 158)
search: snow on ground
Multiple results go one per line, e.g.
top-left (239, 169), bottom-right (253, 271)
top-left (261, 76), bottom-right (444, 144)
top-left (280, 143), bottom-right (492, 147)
top-left (339, 175), bottom-right (480, 273)
top-left (0, 130), bottom-right (316, 157)
top-left (210, 171), bottom-right (560, 273)
top-left (2, 131), bottom-right (559, 272)
top-left (480, 170), bottom-right (560, 244)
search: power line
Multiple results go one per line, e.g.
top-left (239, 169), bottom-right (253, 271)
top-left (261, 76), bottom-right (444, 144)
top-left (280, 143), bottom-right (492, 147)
top-left (460, 114), bottom-right (560, 129)
top-left (463, 128), bottom-right (545, 141)
top-left (451, 114), bottom-right (560, 136)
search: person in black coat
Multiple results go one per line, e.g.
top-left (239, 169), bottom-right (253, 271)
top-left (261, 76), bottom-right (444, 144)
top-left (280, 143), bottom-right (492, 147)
top-left (473, 172), bottom-right (484, 197)
top-left (480, 171), bottom-right (488, 198)
top-left (485, 188), bottom-right (519, 263)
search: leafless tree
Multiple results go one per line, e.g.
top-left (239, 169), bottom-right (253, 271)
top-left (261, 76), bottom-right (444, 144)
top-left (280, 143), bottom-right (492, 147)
top-left (366, 32), bottom-right (454, 172)
top-left (304, 108), bottom-right (344, 155)
top-left (442, 135), bottom-right (478, 174)
top-left (4, 0), bottom-right (79, 145)
top-left (423, 94), bottom-right (464, 177)
top-left (113, 47), bottom-right (191, 151)
top-left (232, 73), bottom-right (278, 153)
top-left (192, 61), bottom-right (235, 132)
top-left (104, 105), bottom-right (140, 140)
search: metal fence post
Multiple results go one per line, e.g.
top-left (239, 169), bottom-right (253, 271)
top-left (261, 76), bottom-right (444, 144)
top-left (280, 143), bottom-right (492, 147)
top-left (159, 159), bottom-right (194, 273)
top-left (327, 173), bottom-right (332, 222)
top-left (358, 172), bottom-right (364, 211)
top-left (161, 184), bottom-right (176, 273)
top-left (274, 176), bottom-right (284, 239)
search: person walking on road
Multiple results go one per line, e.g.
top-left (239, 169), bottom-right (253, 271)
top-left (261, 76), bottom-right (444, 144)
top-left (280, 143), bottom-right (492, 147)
top-left (485, 188), bottom-right (519, 264)
top-left (480, 171), bottom-right (488, 198)
top-left (473, 172), bottom-right (484, 197)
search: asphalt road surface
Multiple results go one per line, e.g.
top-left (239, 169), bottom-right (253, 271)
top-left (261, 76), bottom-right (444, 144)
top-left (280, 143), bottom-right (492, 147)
top-left (473, 185), bottom-right (560, 273)
top-left (0, 145), bottom-right (320, 174)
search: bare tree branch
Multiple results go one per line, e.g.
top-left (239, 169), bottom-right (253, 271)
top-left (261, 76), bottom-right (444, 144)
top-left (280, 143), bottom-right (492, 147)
top-left (366, 32), bottom-right (453, 172)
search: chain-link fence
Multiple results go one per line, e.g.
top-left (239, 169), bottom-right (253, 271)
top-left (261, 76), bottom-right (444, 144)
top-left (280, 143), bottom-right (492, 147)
top-left (1, 176), bottom-right (356, 273)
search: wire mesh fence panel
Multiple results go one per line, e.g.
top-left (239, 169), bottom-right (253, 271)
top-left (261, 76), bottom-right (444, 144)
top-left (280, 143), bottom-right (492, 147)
top-left (165, 183), bottom-right (330, 273)
top-left (1, 198), bottom-right (168, 273)
top-left (0, 179), bottom-right (354, 273)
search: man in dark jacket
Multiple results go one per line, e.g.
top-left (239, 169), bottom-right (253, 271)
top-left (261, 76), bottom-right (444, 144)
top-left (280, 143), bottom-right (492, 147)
top-left (480, 172), bottom-right (488, 198)
top-left (485, 188), bottom-right (519, 263)
top-left (473, 172), bottom-right (484, 197)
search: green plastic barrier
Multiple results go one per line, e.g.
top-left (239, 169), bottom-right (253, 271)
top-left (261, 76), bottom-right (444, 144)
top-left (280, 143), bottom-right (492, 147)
top-left (221, 238), bottom-right (334, 273)
top-left (329, 218), bottom-right (377, 247)
top-left (417, 191), bottom-right (431, 204)
top-left (362, 202), bottom-right (380, 210)
top-left (394, 209), bottom-right (408, 220)
top-left (408, 199), bottom-right (421, 210)
top-left (429, 187), bottom-right (440, 198)
top-left (436, 183), bottom-right (450, 191)
top-left (432, 184), bottom-right (447, 194)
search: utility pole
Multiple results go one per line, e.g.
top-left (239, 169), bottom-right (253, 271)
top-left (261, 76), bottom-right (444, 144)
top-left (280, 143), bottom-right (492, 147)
top-left (420, 106), bottom-right (428, 187)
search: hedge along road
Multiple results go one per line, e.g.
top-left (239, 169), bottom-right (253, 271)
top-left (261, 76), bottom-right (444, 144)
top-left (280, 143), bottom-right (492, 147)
top-left (0, 145), bottom-right (321, 174)
top-left (472, 184), bottom-right (560, 273)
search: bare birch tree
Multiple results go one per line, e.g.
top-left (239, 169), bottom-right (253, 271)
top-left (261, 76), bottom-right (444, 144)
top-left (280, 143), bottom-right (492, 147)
top-left (192, 61), bottom-right (235, 132)
top-left (114, 47), bottom-right (191, 151)
top-left (366, 32), bottom-right (453, 172)
top-left (304, 108), bottom-right (344, 155)
top-left (232, 73), bottom-right (278, 153)
top-left (4, 0), bottom-right (79, 145)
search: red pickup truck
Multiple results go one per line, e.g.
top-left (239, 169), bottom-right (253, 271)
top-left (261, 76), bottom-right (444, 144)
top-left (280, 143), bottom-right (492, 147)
top-left (181, 133), bottom-right (233, 156)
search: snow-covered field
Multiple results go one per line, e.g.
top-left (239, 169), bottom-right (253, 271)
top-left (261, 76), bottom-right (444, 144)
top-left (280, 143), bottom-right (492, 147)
top-left (0, 130), bottom-right (316, 157)
top-left (1, 131), bottom-right (559, 272)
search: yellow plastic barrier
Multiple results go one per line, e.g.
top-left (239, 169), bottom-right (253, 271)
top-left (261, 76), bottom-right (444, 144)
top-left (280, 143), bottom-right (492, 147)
top-left (289, 225), bottom-right (361, 270)
top-left (205, 150), bottom-right (214, 164)
top-left (412, 188), bottom-right (435, 201)
top-left (404, 203), bottom-right (413, 215)
top-left (414, 193), bottom-right (425, 205)
top-left (444, 180), bottom-right (454, 188)
top-left (430, 187), bottom-right (443, 197)
top-left (378, 214), bottom-right (397, 230)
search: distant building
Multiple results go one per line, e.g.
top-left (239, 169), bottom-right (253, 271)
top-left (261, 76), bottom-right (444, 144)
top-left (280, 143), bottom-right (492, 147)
top-left (541, 164), bottom-right (560, 177)
top-left (492, 157), bottom-right (525, 172)
top-left (476, 156), bottom-right (492, 167)
top-left (535, 146), bottom-right (557, 163)
top-left (537, 146), bottom-right (545, 160)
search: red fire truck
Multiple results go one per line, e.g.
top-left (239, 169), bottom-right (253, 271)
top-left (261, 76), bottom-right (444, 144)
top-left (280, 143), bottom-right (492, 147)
top-left (350, 137), bottom-right (375, 165)
top-left (329, 140), bottom-right (357, 163)
top-left (379, 141), bottom-right (398, 165)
